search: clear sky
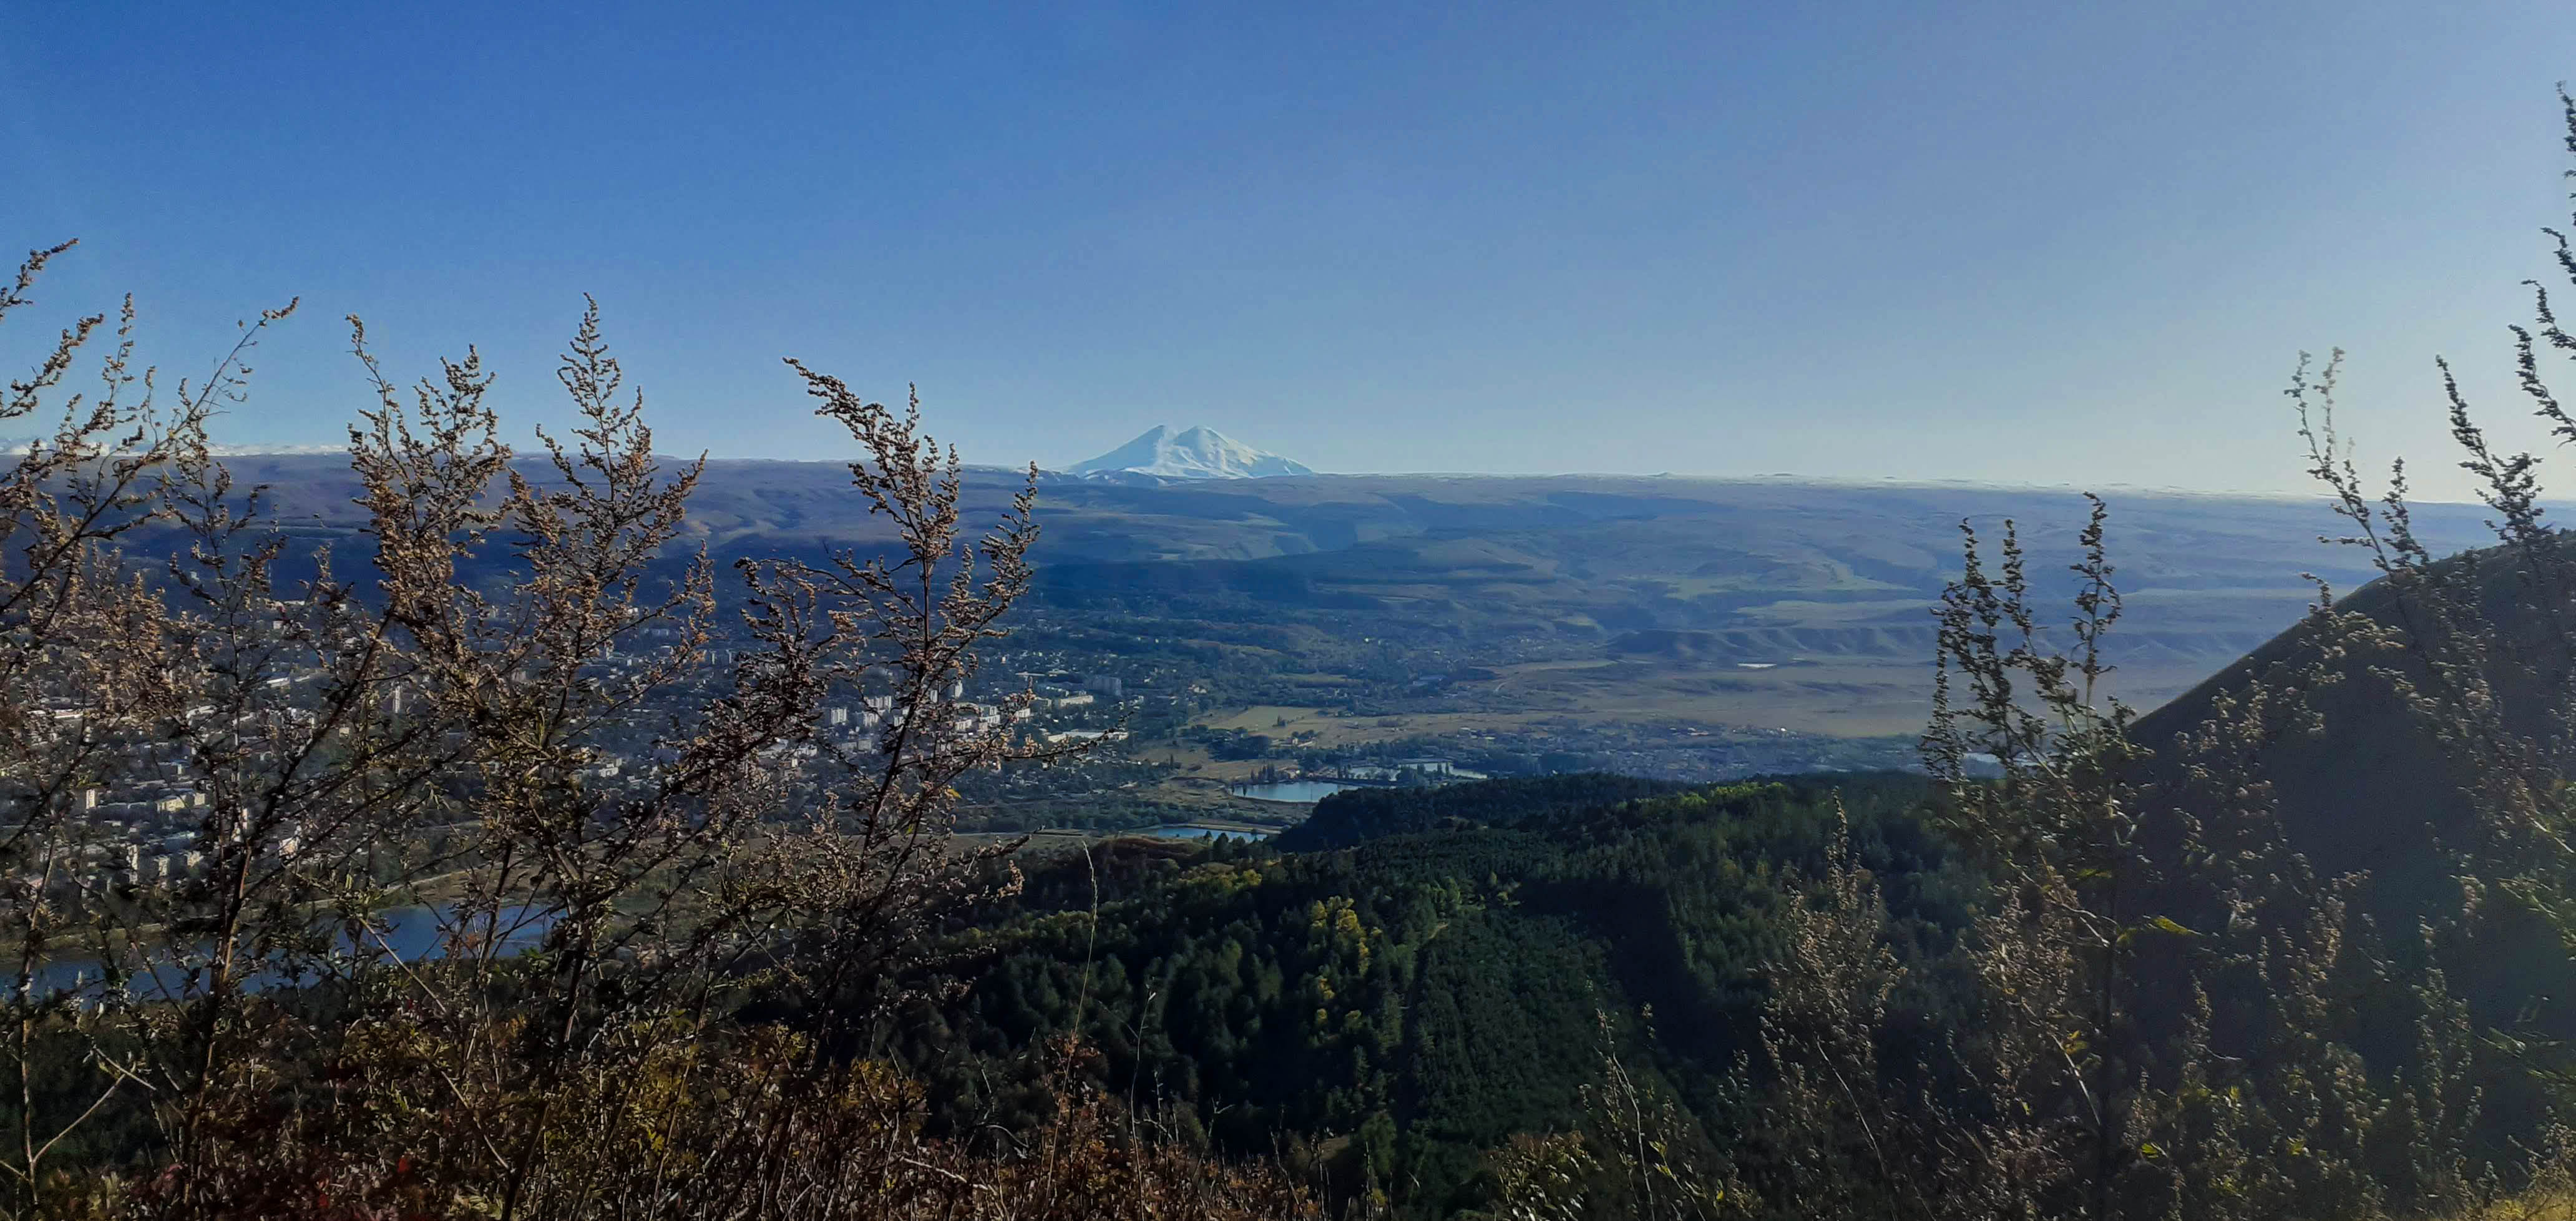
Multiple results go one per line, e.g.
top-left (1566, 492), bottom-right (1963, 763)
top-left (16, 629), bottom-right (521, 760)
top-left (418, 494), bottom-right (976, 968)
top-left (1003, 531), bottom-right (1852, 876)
top-left (4, 2), bottom-right (2571, 496)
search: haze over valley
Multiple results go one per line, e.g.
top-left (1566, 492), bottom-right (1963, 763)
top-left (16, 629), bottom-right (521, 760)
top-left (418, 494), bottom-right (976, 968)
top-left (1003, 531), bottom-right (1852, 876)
top-left (200, 448), bottom-right (2501, 773)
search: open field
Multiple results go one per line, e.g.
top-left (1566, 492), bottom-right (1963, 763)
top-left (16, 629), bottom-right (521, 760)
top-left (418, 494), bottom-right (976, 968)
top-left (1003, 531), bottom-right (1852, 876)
top-left (1182, 705), bottom-right (1558, 754)
top-left (1198, 705), bottom-right (1339, 734)
top-left (1185, 653), bottom-right (2228, 745)
top-left (1479, 652), bottom-right (2222, 737)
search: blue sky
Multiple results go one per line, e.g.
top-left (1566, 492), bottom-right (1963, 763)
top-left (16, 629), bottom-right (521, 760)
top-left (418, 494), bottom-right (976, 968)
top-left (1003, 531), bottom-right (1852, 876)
top-left (4, 2), bottom-right (2572, 496)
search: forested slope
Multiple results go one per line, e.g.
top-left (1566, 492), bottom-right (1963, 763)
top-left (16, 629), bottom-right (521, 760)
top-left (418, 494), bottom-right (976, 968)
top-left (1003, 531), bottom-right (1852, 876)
top-left (865, 773), bottom-right (1968, 1215)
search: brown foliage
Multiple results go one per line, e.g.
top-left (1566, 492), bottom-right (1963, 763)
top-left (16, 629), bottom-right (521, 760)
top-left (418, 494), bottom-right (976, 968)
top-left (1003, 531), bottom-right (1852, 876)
top-left (0, 247), bottom-right (1302, 1220)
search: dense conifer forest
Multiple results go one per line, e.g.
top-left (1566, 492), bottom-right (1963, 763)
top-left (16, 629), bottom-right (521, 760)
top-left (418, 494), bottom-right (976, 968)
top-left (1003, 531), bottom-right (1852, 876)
top-left (876, 775), bottom-right (1961, 1214)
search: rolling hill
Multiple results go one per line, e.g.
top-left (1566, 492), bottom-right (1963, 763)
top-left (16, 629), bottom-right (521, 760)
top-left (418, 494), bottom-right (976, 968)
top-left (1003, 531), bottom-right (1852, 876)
top-left (184, 454), bottom-right (2511, 728)
top-left (2122, 537), bottom-right (2576, 1078)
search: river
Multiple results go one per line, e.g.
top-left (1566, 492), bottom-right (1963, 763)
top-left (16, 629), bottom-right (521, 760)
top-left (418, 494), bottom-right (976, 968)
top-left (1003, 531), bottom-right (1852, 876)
top-left (22, 902), bottom-right (559, 998)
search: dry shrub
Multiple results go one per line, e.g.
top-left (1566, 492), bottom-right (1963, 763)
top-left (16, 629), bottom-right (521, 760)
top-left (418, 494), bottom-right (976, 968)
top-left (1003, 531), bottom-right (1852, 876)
top-left (0, 242), bottom-right (1309, 1220)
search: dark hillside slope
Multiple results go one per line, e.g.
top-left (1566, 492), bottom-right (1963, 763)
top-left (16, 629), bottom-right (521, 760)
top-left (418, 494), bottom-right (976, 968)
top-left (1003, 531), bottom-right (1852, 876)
top-left (2130, 542), bottom-right (2567, 890)
top-left (2127, 539), bottom-right (2576, 1037)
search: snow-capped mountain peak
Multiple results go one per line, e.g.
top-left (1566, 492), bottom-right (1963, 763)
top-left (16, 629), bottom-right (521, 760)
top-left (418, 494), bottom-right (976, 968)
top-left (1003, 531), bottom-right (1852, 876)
top-left (1065, 425), bottom-right (1315, 479)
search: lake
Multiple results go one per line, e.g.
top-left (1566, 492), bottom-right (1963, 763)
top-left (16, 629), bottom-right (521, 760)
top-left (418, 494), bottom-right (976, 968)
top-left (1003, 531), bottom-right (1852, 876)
top-left (1229, 780), bottom-right (1364, 803)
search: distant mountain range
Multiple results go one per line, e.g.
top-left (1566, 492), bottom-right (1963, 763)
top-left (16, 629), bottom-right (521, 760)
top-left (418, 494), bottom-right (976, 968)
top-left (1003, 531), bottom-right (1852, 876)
top-left (82, 451), bottom-right (2521, 737)
top-left (1065, 425), bottom-right (1314, 480)
top-left (0, 439), bottom-right (344, 456)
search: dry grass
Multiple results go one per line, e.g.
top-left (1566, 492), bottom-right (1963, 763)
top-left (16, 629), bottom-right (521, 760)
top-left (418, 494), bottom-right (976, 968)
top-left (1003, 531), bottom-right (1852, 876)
top-left (2454, 1192), bottom-right (2576, 1221)
top-left (1471, 653), bottom-right (2225, 738)
top-left (1197, 705), bottom-right (1338, 734)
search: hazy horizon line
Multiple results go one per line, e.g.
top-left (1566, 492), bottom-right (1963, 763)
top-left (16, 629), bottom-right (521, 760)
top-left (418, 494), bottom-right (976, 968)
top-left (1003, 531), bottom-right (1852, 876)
top-left (145, 446), bottom-right (2528, 506)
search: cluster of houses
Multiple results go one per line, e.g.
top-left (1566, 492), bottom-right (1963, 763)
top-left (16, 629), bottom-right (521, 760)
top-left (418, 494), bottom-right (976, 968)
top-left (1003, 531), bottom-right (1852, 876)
top-left (807, 670), bottom-right (1136, 750)
top-left (69, 772), bottom-right (305, 889)
top-left (37, 640), bottom-right (1153, 895)
top-left (811, 674), bottom-right (997, 746)
top-left (60, 737), bottom-right (217, 885)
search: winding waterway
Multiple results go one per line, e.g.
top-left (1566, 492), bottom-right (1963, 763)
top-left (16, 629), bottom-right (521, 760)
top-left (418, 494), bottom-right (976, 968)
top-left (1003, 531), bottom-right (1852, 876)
top-left (23, 902), bottom-right (559, 998)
